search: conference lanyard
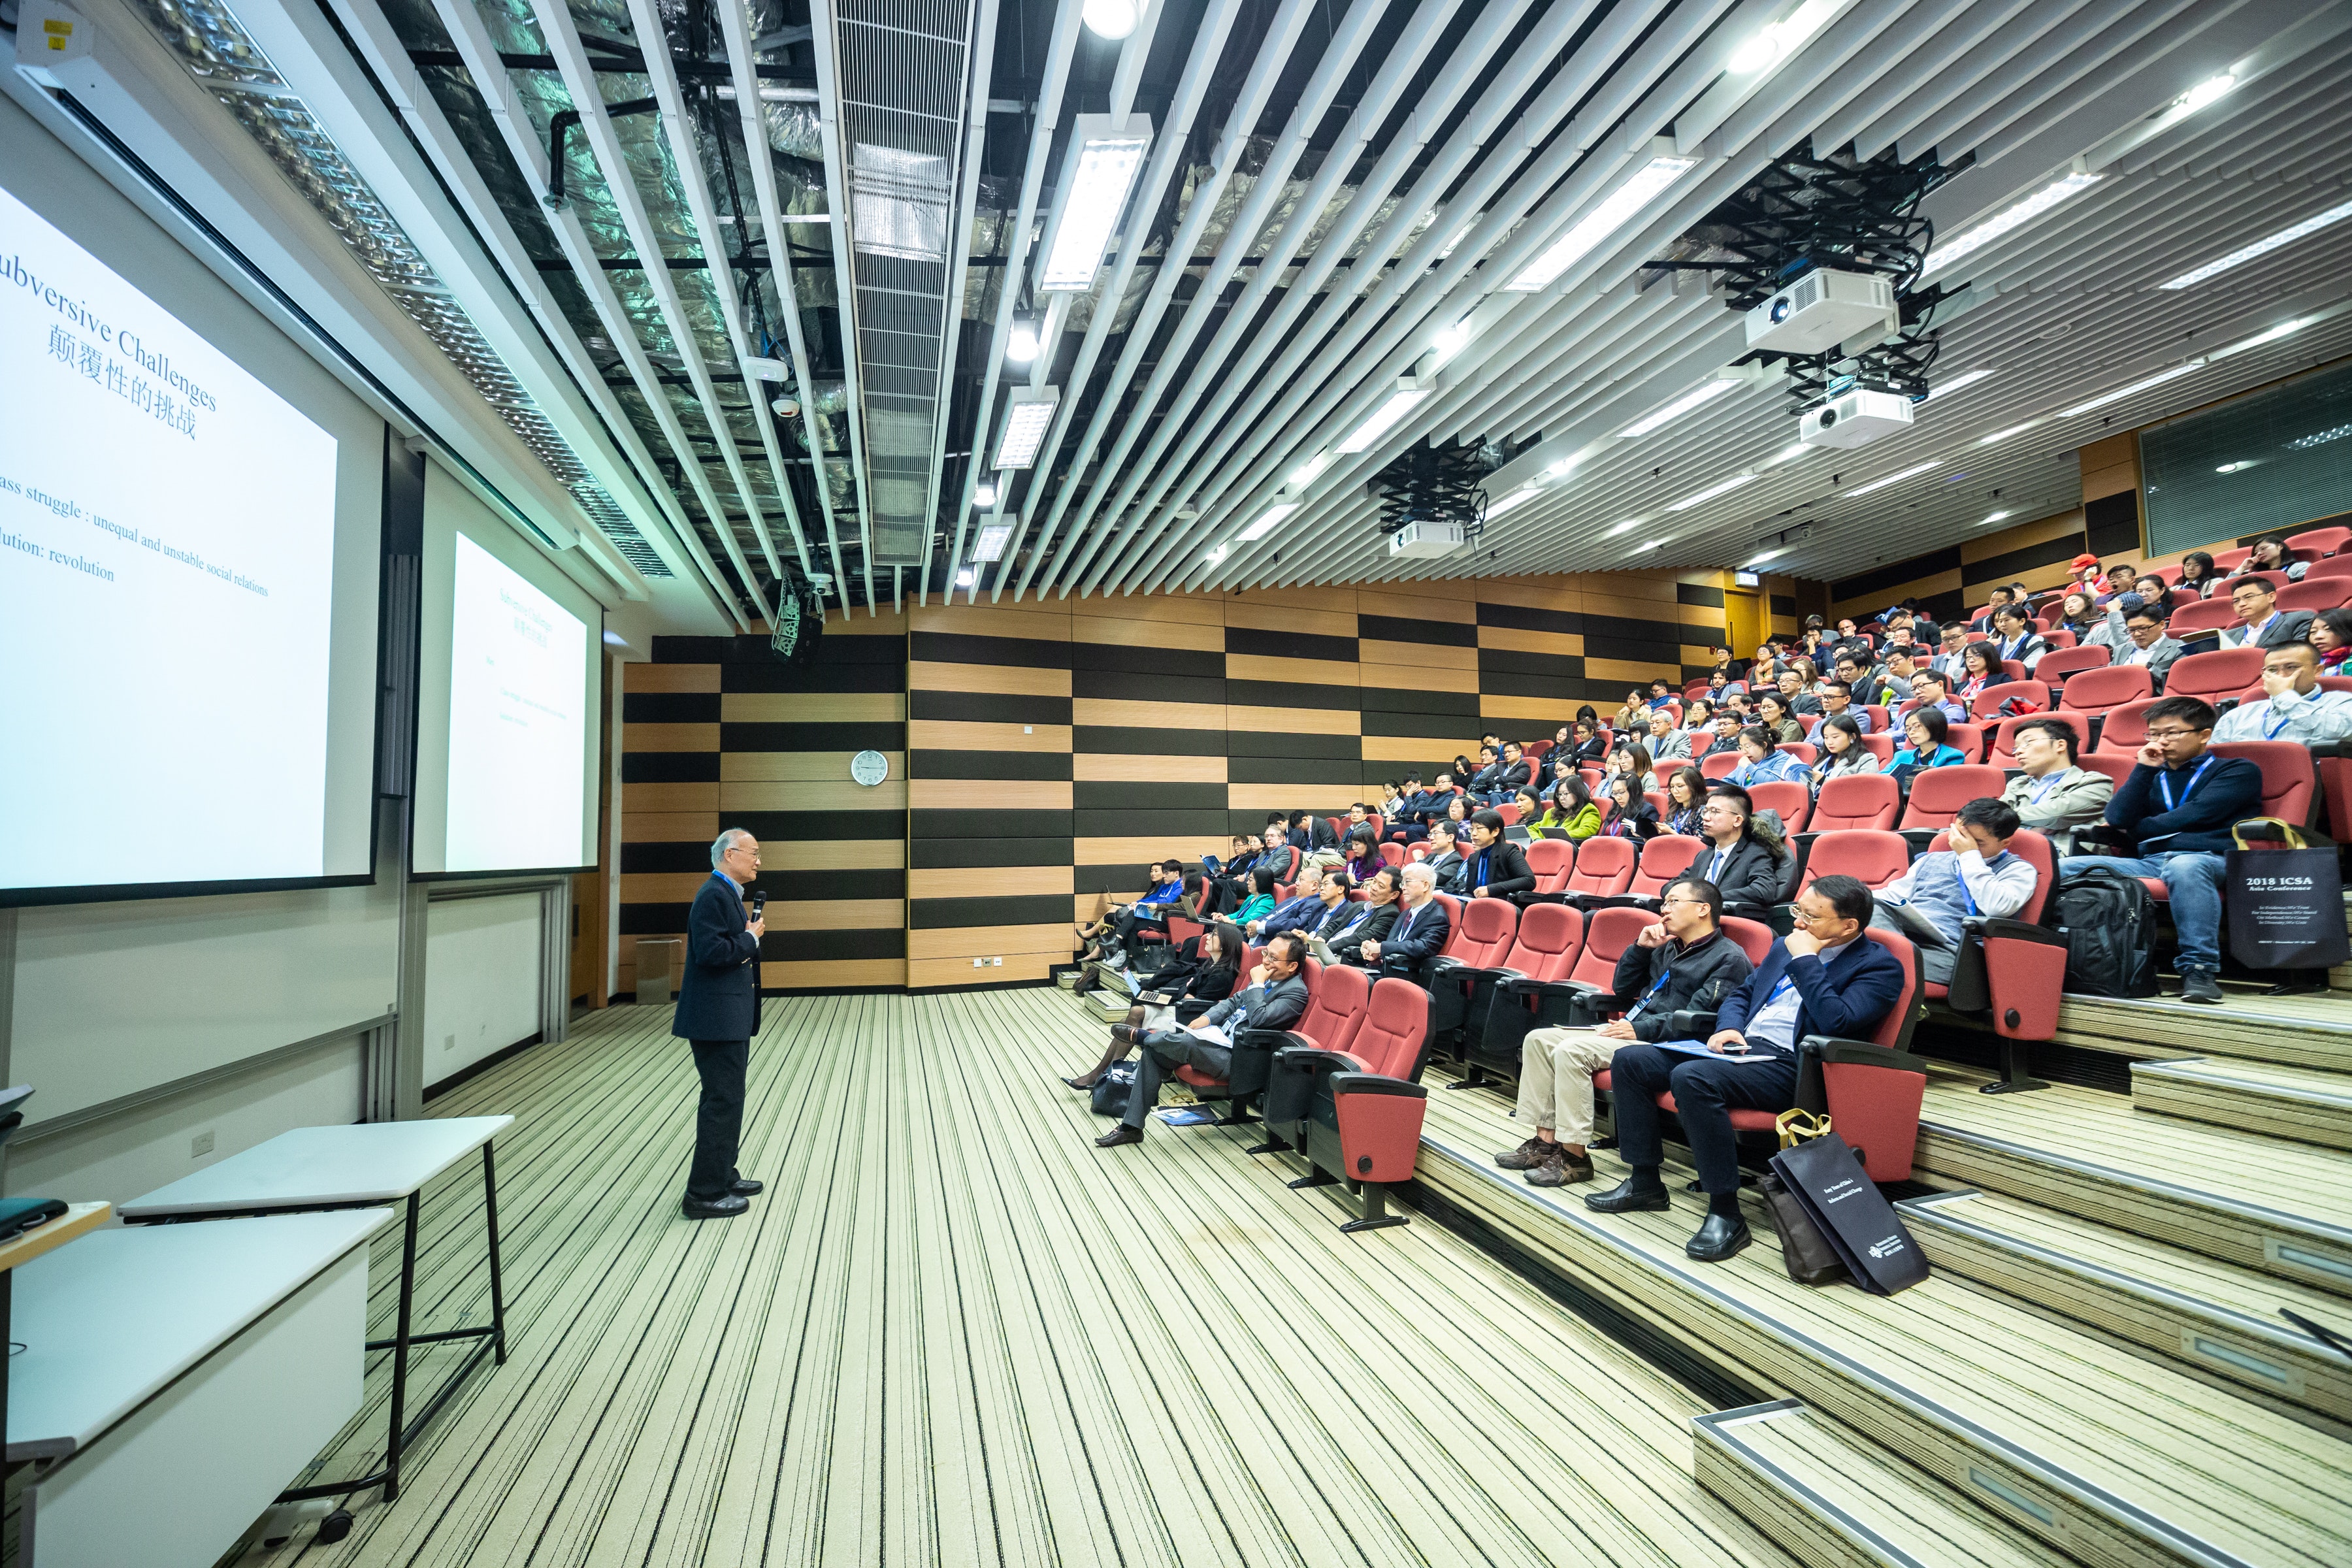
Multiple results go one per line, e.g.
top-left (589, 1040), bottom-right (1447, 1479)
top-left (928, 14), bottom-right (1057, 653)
top-left (2156, 758), bottom-right (2214, 811)
top-left (1756, 975), bottom-right (1796, 1014)
top-left (1624, 966), bottom-right (1676, 1019)
top-left (2264, 693), bottom-right (2311, 740)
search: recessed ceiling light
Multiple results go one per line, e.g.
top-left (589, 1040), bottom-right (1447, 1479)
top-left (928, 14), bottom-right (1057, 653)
top-left (1509, 155), bottom-right (1700, 291)
top-left (1288, 451), bottom-right (1331, 487)
top-left (1667, 472), bottom-right (1758, 511)
top-left (955, 567), bottom-right (975, 588)
top-left (2289, 423), bottom-right (2352, 450)
top-left (2217, 317), bottom-right (2312, 356)
top-left (973, 479), bottom-right (998, 507)
top-left (972, 522), bottom-right (1015, 561)
top-left (2161, 198), bottom-right (2352, 290)
top-left (1203, 543), bottom-right (1228, 566)
top-left (1039, 120), bottom-right (1152, 289)
top-left (1922, 171), bottom-right (2103, 276)
top-left (2179, 73), bottom-right (2235, 112)
top-left (1978, 421), bottom-right (2039, 446)
top-left (1980, 510), bottom-right (2011, 525)
top-left (1605, 517), bottom-right (1643, 536)
top-left (2057, 359), bottom-right (2207, 418)
top-left (1005, 310), bottom-right (1042, 364)
top-left (992, 386), bottom-right (1060, 468)
top-left (1618, 378), bottom-right (1739, 438)
top-left (1336, 377), bottom-right (1435, 453)
top-left (1237, 501), bottom-right (1298, 541)
top-left (1764, 442), bottom-right (1812, 466)
top-left (1431, 314), bottom-right (1475, 364)
top-left (1844, 459), bottom-right (1942, 497)
top-left (1081, 0), bottom-right (1137, 41)
top-left (1486, 486), bottom-right (1541, 519)
top-left (2215, 461), bottom-right (2259, 474)
top-left (1923, 369), bottom-right (1995, 400)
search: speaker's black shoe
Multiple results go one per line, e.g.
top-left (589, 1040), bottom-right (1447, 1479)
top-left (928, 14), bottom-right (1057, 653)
top-left (681, 1194), bottom-right (749, 1220)
top-left (1584, 1177), bottom-right (1672, 1213)
top-left (1096, 1124), bottom-right (1143, 1148)
top-left (1685, 1212), bottom-right (1751, 1262)
top-left (730, 1177), bottom-right (764, 1197)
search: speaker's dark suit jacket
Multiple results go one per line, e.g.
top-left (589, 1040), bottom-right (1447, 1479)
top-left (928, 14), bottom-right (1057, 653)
top-left (672, 872), bottom-right (762, 1041)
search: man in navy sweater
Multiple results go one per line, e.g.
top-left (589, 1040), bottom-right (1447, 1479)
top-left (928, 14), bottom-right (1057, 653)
top-left (1588, 875), bottom-right (1906, 1262)
top-left (2057, 695), bottom-right (2262, 1004)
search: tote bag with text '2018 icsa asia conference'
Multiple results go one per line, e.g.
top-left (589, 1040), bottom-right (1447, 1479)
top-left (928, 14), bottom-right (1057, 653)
top-left (2225, 821), bottom-right (2349, 973)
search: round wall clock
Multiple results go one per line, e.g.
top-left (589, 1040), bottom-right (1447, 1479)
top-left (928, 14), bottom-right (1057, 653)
top-left (850, 749), bottom-right (890, 787)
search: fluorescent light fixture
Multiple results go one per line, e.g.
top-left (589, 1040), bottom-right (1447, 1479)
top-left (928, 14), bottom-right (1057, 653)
top-left (1923, 368), bottom-right (1995, 400)
top-left (1764, 442), bottom-right (1812, 466)
top-left (2057, 359), bottom-right (2206, 417)
top-left (2289, 423), bottom-right (2352, 451)
top-left (1922, 171), bottom-right (2102, 276)
top-left (1727, 0), bottom-right (1841, 74)
top-left (2217, 316), bottom-right (2312, 357)
top-left (1737, 563), bottom-right (1770, 578)
top-left (955, 567), bottom-right (975, 588)
top-left (1204, 543), bottom-right (1228, 566)
top-left (1038, 117), bottom-right (1152, 291)
top-left (972, 522), bottom-right (1015, 561)
top-left (1667, 472), bottom-right (1758, 511)
top-left (2180, 73), bottom-right (2235, 111)
top-left (1006, 310), bottom-right (1042, 363)
top-left (1287, 451), bottom-right (1331, 487)
top-left (602, 629), bottom-right (629, 646)
top-left (1237, 501), bottom-right (1299, 541)
top-left (1509, 155), bottom-right (1700, 291)
top-left (973, 478), bottom-right (998, 507)
top-left (1641, 538), bottom-right (1669, 551)
top-left (1606, 518), bottom-right (1643, 536)
top-left (2215, 461), bottom-right (2259, 474)
top-left (1844, 459), bottom-right (1941, 497)
top-left (993, 385), bottom-right (1061, 468)
top-left (1485, 486), bottom-right (1540, 520)
top-left (1335, 376), bottom-right (1435, 453)
top-left (1978, 421), bottom-right (2040, 446)
top-left (1980, 510), bottom-right (2012, 525)
top-left (1618, 377), bottom-right (1738, 438)
top-left (1431, 314), bottom-right (1475, 364)
top-left (2161, 199), bottom-right (2352, 290)
top-left (1081, 0), bottom-right (1137, 41)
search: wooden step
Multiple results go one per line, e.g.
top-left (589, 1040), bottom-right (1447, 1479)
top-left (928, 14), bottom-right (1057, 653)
top-left (1914, 1062), bottom-right (2352, 1299)
top-left (1899, 1188), bottom-right (2352, 1426)
top-left (1935, 990), bottom-right (2352, 1073)
top-left (1693, 1399), bottom-right (2065, 1568)
top-left (2131, 1058), bottom-right (2352, 1153)
top-left (1415, 1089), bottom-right (2352, 1568)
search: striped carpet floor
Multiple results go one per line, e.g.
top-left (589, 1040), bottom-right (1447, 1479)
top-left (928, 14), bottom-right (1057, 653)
top-left (233, 991), bottom-right (1795, 1568)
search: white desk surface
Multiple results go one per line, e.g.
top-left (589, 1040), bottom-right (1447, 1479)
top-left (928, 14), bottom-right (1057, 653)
top-left (117, 1117), bottom-right (513, 1218)
top-left (7, 1210), bottom-right (390, 1458)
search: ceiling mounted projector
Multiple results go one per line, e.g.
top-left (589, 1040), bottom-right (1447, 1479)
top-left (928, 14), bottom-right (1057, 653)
top-left (1745, 269), bottom-right (1898, 357)
top-left (1386, 519), bottom-right (1467, 559)
top-left (1799, 387), bottom-right (1913, 449)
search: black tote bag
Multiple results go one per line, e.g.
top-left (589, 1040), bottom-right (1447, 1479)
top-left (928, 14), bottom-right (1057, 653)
top-left (1768, 1131), bottom-right (1930, 1296)
top-left (2226, 821), bottom-right (2349, 973)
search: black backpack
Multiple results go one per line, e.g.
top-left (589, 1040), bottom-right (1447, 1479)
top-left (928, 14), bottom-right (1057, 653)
top-left (2050, 866), bottom-right (2159, 998)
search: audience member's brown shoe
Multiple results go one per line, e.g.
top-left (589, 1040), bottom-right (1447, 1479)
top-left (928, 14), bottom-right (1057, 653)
top-left (1526, 1147), bottom-right (1594, 1187)
top-left (1495, 1136), bottom-right (1550, 1170)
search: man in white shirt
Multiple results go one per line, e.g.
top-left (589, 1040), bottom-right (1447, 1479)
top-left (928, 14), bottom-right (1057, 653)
top-left (2213, 642), bottom-right (2352, 746)
top-left (1867, 800), bottom-right (2038, 983)
top-left (2219, 576), bottom-right (2315, 652)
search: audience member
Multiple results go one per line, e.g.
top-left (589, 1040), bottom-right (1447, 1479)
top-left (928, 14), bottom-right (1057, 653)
top-left (2212, 642), bottom-right (2352, 744)
top-left (1463, 809), bottom-right (1536, 898)
top-left (1536, 776), bottom-right (1602, 839)
top-left (1230, 868), bottom-right (1280, 926)
top-left (1868, 799), bottom-right (2034, 983)
top-left (1360, 860), bottom-right (1448, 970)
top-left (1693, 785), bottom-right (1784, 910)
top-left (1495, 877), bottom-right (1753, 1186)
top-left (1336, 827), bottom-right (1384, 887)
top-left (2112, 602), bottom-right (2185, 687)
top-left (1511, 787), bottom-right (1545, 825)
top-left (2310, 608), bottom-right (2352, 672)
top-left (2093, 563), bottom-right (2136, 606)
top-left (1076, 858), bottom-right (1185, 962)
top-left (1989, 605), bottom-right (2046, 674)
top-left (1467, 743), bottom-right (1503, 797)
top-left (1890, 707), bottom-right (1968, 781)
top-left (1909, 669), bottom-right (1966, 722)
top-left (1933, 623), bottom-right (1972, 680)
top-left (1595, 774), bottom-right (1658, 840)
top-left (1809, 713), bottom-right (1880, 792)
top-left (1247, 864), bottom-right (1326, 939)
top-left (2174, 551), bottom-right (2220, 598)
top-left (1423, 819), bottom-right (1469, 894)
top-left (2219, 574), bottom-right (2314, 652)
top-left (1662, 767), bottom-right (1707, 836)
top-left (1816, 679), bottom-right (1870, 732)
top-left (1776, 667), bottom-right (1823, 716)
top-left (1857, 646), bottom-right (1917, 706)
top-left (1727, 726), bottom-right (1808, 788)
top-left (1968, 585), bottom-right (2016, 632)
top-left (1588, 875), bottom-right (1905, 1260)
top-left (2050, 590), bottom-right (2102, 643)
top-left (1702, 711), bottom-right (1746, 759)
top-left (1095, 932), bottom-right (1309, 1147)
top-left (1064, 920), bottom-right (1246, 1088)
top-left (2001, 718), bottom-right (2113, 854)
top-left (1288, 809), bottom-right (1339, 853)
top-left (1754, 693), bottom-right (1805, 743)
top-left (1606, 742), bottom-right (1660, 795)
top-left (1305, 865), bottom-right (1401, 964)
top-left (2059, 696), bottom-right (2261, 1005)
top-left (2236, 534), bottom-right (2308, 583)
top-left (1953, 640), bottom-right (2013, 705)
top-left (1646, 706), bottom-right (1692, 762)
top-left (1567, 719), bottom-right (1609, 766)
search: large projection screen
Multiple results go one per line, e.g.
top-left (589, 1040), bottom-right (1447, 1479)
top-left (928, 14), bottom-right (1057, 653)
top-left (412, 462), bottom-right (601, 877)
top-left (0, 115), bottom-right (380, 905)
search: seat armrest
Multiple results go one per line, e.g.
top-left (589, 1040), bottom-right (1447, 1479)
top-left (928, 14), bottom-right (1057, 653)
top-left (1666, 1008), bottom-right (1720, 1038)
top-left (1506, 977), bottom-right (1603, 1000)
top-left (1328, 1072), bottom-right (1428, 1100)
top-left (1273, 1045), bottom-right (1370, 1075)
top-left (1971, 917), bottom-right (2065, 947)
top-left (1798, 1034), bottom-right (1929, 1075)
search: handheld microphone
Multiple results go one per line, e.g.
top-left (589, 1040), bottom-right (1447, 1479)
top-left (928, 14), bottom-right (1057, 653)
top-left (751, 892), bottom-right (767, 920)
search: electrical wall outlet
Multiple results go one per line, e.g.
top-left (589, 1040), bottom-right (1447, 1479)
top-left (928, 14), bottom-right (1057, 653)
top-left (990, 956), bottom-right (1003, 966)
top-left (445, 1033), bottom-right (457, 1054)
top-left (972, 956), bottom-right (984, 968)
top-left (191, 1130), bottom-right (214, 1158)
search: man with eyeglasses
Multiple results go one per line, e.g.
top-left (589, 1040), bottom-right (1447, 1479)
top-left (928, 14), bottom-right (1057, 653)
top-left (1590, 875), bottom-right (1904, 1261)
top-left (1495, 878), bottom-right (1753, 1188)
top-left (2219, 575), bottom-right (2314, 652)
top-left (2059, 696), bottom-right (2261, 1005)
top-left (674, 828), bottom-right (768, 1219)
top-left (2212, 642), bottom-right (2352, 746)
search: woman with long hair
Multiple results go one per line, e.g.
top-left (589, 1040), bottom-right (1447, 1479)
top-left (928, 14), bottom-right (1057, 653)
top-left (1530, 775), bottom-right (1597, 838)
top-left (2051, 589), bottom-right (2102, 642)
top-left (1683, 697), bottom-right (1714, 734)
top-left (1063, 920), bottom-right (1245, 1088)
top-left (1663, 766), bottom-right (1708, 836)
top-left (1754, 692), bottom-right (1805, 744)
top-left (1605, 741), bottom-right (1659, 794)
top-left (1336, 828), bottom-right (1384, 887)
top-left (1955, 640), bottom-right (2011, 703)
top-left (2310, 607), bottom-right (2352, 672)
top-left (1808, 713), bottom-right (1880, 793)
top-left (1595, 773), bottom-right (1658, 840)
top-left (2241, 534), bottom-right (2308, 583)
top-left (2175, 550), bottom-right (2219, 598)
top-left (1512, 787), bottom-right (1544, 824)
top-left (1727, 725), bottom-right (1808, 787)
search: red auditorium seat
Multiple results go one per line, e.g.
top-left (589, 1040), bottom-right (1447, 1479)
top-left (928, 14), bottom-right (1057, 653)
top-left (1968, 683), bottom-right (2046, 721)
top-left (1497, 802), bottom-right (1522, 826)
top-left (2075, 751), bottom-right (2137, 790)
top-left (1564, 836), bottom-right (1637, 900)
top-left (1783, 743), bottom-right (1818, 764)
top-left (1423, 897), bottom-right (1520, 1045)
top-left (1721, 917), bottom-right (1774, 966)
top-left (2278, 578), bottom-right (2352, 614)
top-left (1899, 766), bottom-right (2006, 833)
top-left (2167, 597), bottom-right (2242, 640)
top-left (1812, 774), bottom-right (1899, 832)
top-left (1645, 790), bottom-right (1671, 820)
top-left (1988, 712), bottom-right (2091, 769)
top-left (1379, 841), bottom-right (1405, 868)
top-left (1796, 830), bottom-right (1911, 893)
top-left (2287, 525), bottom-right (2350, 557)
top-left (1859, 732), bottom-right (1896, 767)
top-left (2212, 546), bottom-right (2255, 572)
top-left (2163, 647), bottom-right (2266, 705)
top-left (2212, 742), bottom-right (2319, 828)
top-left (1935, 830), bottom-right (2066, 1091)
top-left (1748, 780), bottom-right (1810, 834)
top-left (1626, 835), bottom-right (1704, 902)
top-left (1700, 752), bottom-right (1741, 780)
top-left (2042, 628), bottom-right (2076, 651)
top-left (1518, 837), bottom-right (1575, 901)
top-left (2306, 554), bottom-right (2352, 581)
top-left (2089, 698), bottom-right (2157, 758)
top-left (1460, 903), bottom-right (1589, 1079)
top-left (2035, 644), bottom-right (2110, 686)
top-left (1262, 978), bottom-right (1434, 1232)
top-left (1942, 721), bottom-right (1988, 762)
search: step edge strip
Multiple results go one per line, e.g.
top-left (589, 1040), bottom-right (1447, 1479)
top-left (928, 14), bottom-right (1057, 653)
top-left (2129, 1061), bottom-right (2352, 1110)
top-left (1693, 1403), bottom-right (1935, 1568)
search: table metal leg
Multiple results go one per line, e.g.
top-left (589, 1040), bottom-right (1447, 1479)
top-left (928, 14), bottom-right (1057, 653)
top-left (382, 1192), bottom-right (419, 1503)
top-left (482, 1144), bottom-right (508, 1365)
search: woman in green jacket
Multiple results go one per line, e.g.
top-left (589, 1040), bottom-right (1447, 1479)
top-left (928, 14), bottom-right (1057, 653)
top-left (1534, 776), bottom-right (1603, 840)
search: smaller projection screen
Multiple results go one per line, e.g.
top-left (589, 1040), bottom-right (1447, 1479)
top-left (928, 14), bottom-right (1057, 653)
top-left (412, 463), bottom-right (601, 876)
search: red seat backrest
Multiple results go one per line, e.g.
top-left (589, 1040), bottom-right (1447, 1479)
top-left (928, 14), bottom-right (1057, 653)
top-left (1500, 902), bottom-right (1584, 981)
top-left (2278, 578), bottom-right (2352, 614)
top-left (1405, 841), bottom-right (1429, 862)
top-left (1814, 772), bottom-right (1899, 831)
top-left (1749, 780), bottom-right (1810, 833)
top-left (1351, 978), bottom-right (1431, 1078)
top-left (1857, 928), bottom-right (1919, 1050)
top-left (1526, 738), bottom-right (1553, 762)
top-left (1567, 836), bottom-right (1637, 896)
top-left (2062, 664), bottom-right (2153, 713)
top-left (1989, 712), bottom-right (2091, 768)
top-left (2077, 751), bottom-right (2136, 789)
top-left (1565, 907), bottom-right (1650, 989)
top-left (2042, 627), bottom-right (2076, 651)
top-left (1800, 830), bottom-right (1912, 891)
top-left (1497, 802), bottom-right (1522, 826)
top-left (1899, 766), bottom-right (2006, 830)
top-left (2036, 644), bottom-right (2110, 684)
top-left (1525, 837), bottom-right (1575, 893)
top-left (1859, 732), bottom-right (1896, 766)
top-left (1444, 896), bottom-right (1518, 966)
top-left (2210, 742), bottom-right (2318, 827)
top-left (2166, 647), bottom-right (2266, 702)
top-left (2212, 545), bottom-right (2254, 572)
top-left (1630, 834), bottom-right (1704, 898)
top-left (2008, 828), bottom-right (2056, 925)
top-left (1379, 841), bottom-right (1405, 868)
top-left (2306, 554), bottom-right (2352, 581)
top-left (1722, 916), bottom-right (1774, 967)
top-left (2168, 597), bottom-right (2242, 637)
top-left (2094, 699), bottom-right (2158, 755)
top-left (1944, 721), bottom-right (1987, 762)
top-left (1288, 961), bottom-right (1369, 1055)
top-left (2287, 525), bottom-right (2350, 557)
top-left (1701, 751), bottom-right (1741, 779)
top-left (1784, 742), bottom-right (1818, 764)
top-left (1645, 790), bottom-right (1671, 820)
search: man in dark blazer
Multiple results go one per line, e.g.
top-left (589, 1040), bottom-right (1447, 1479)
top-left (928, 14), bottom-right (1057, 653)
top-left (1588, 875), bottom-right (1906, 1262)
top-left (2218, 575), bottom-right (2314, 653)
top-left (1362, 861), bottom-right (1450, 970)
top-left (1098, 932), bottom-right (1311, 1146)
top-left (672, 828), bottom-right (767, 1219)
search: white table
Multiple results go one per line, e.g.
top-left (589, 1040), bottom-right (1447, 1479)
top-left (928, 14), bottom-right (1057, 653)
top-left (119, 1117), bottom-right (515, 1514)
top-left (9, 1211), bottom-right (389, 1567)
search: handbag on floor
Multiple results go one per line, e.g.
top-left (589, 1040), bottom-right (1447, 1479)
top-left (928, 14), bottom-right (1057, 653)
top-left (2225, 820), bottom-right (2348, 973)
top-left (1769, 1125), bottom-right (1930, 1296)
top-left (1759, 1111), bottom-right (1848, 1286)
top-left (1090, 1062), bottom-right (1137, 1119)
